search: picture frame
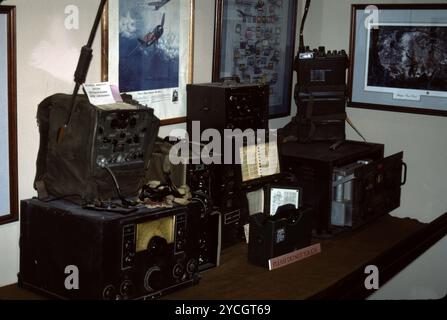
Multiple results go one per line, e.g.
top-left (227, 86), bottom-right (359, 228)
top-left (101, 0), bottom-right (195, 125)
top-left (349, 4), bottom-right (447, 117)
top-left (0, 5), bottom-right (18, 225)
top-left (213, 0), bottom-right (298, 119)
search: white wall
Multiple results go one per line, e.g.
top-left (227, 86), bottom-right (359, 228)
top-left (0, 0), bottom-right (446, 299)
top-left (0, 0), bottom-right (105, 286)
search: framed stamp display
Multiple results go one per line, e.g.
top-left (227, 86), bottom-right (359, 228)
top-left (213, 0), bottom-right (298, 119)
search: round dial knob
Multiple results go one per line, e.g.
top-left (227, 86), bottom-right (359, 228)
top-left (124, 253), bottom-right (135, 265)
top-left (96, 156), bottom-right (108, 168)
top-left (144, 266), bottom-right (163, 292)
top-left (147, 236), bottom-right (168, 258)
top-left (102, 285), bottom-right (116, 300)
top-left (120, 280), bottom-right (134, 297)
top-left (186, 259), bottom-right (198, 274)
top-left (172, 263), bottom-right (185, 279)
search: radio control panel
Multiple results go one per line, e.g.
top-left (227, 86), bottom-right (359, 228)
top-left (94, 110), bottom-right (150, 170)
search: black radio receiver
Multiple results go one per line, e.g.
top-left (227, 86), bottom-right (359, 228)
top-left (19, 199), bottom-right (202, 300)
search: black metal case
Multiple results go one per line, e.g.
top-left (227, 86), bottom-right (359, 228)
top-left (186, 82), bottom-right (269, 133)
top-left (35, 94), bottom-right (160, 203)
top-left (281, 140), bottom-right (388, 235)
top-left (19, 199), bottom-right (201, 300)
top-left (248, 207), bottom-right (313, 269)
top-left (186, 82), bottom-right (269, 249)
top-left (290, 47), bottom-right (349, 143)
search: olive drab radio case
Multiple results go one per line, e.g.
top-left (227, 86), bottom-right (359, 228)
top-left (34, 94), bottom-right (160, 203)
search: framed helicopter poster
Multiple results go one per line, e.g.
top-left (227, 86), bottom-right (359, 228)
top-left (102, 0), bottom-right (195, 125)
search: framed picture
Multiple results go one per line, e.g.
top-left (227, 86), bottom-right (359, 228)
top-left (349, 4), bottom-right (447, 117)
top-left (0, 5), bottom-right (18, 225)
top-left (213, 0), bottom-right (298, 119)
top-left (101, 0), bottom-right (195, 125)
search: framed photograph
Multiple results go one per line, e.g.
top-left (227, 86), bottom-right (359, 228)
top-left (213, 0), bottom-right (298, 119)
top-left (0, 5), bottom-right (18, 225)
top-left (101, 0), bottom-right (195, 125)
top-left (349, 4), bottom-right (447, 116)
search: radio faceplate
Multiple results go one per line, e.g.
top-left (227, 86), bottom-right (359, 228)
top-left (94, 110), bottom-right (150, 171)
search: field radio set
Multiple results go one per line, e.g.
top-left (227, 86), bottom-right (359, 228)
top-left (281, 0), bottom-right (348, 144)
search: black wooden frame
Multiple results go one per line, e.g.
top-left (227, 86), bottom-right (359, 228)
top-left (212, 0), bottom-right (298, 119)
top-left (0, 5), bottom-right (18, 226)
top-left (348, 4), bottom-right (447, 117)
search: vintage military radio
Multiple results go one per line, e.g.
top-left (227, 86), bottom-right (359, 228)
top-left (19, 199), bottom-right (202, 300)
top-left (35, 94), bottom-right (160, 204)
top-left (187, 81), bottom-right (269, 249)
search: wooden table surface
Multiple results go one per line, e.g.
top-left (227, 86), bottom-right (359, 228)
top-left (1, 213), bottom-right (446, 300)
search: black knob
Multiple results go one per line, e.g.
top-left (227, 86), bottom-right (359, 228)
top-left (120, 280), bottom-right (134, 297)
top-left (124, 240), bottom-right (133, 250)
top-left (133, 135), bottom-right (140, 144)
top-left (176, 240), bottom-right (184, 252)
top-left (147, 236), bottom-right (168, 258)
top-left (124, 253), bottom-right (134, 264)
top-left (172, 263), bottom-right (185, 279)
top-left (102, 285), bottom-right (116, 300)
top-left (186, 259), bottom-right (198, 274)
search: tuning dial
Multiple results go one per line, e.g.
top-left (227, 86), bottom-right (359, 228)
top-left (144, 266), bottom-right (163, 292)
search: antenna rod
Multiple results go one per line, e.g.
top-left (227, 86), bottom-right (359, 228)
top-left (58, 0), bottom-right (108, 142)
top-left (299, 0), bottom-right (312, 53)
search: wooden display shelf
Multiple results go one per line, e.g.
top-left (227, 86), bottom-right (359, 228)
top-left (1, 213), bottom-right (445, 300)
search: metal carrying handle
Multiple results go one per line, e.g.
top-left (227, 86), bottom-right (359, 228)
top-left (219, 76), bottom-right (241, 84)
top-left (401, 162), bottom-right (408, 186)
